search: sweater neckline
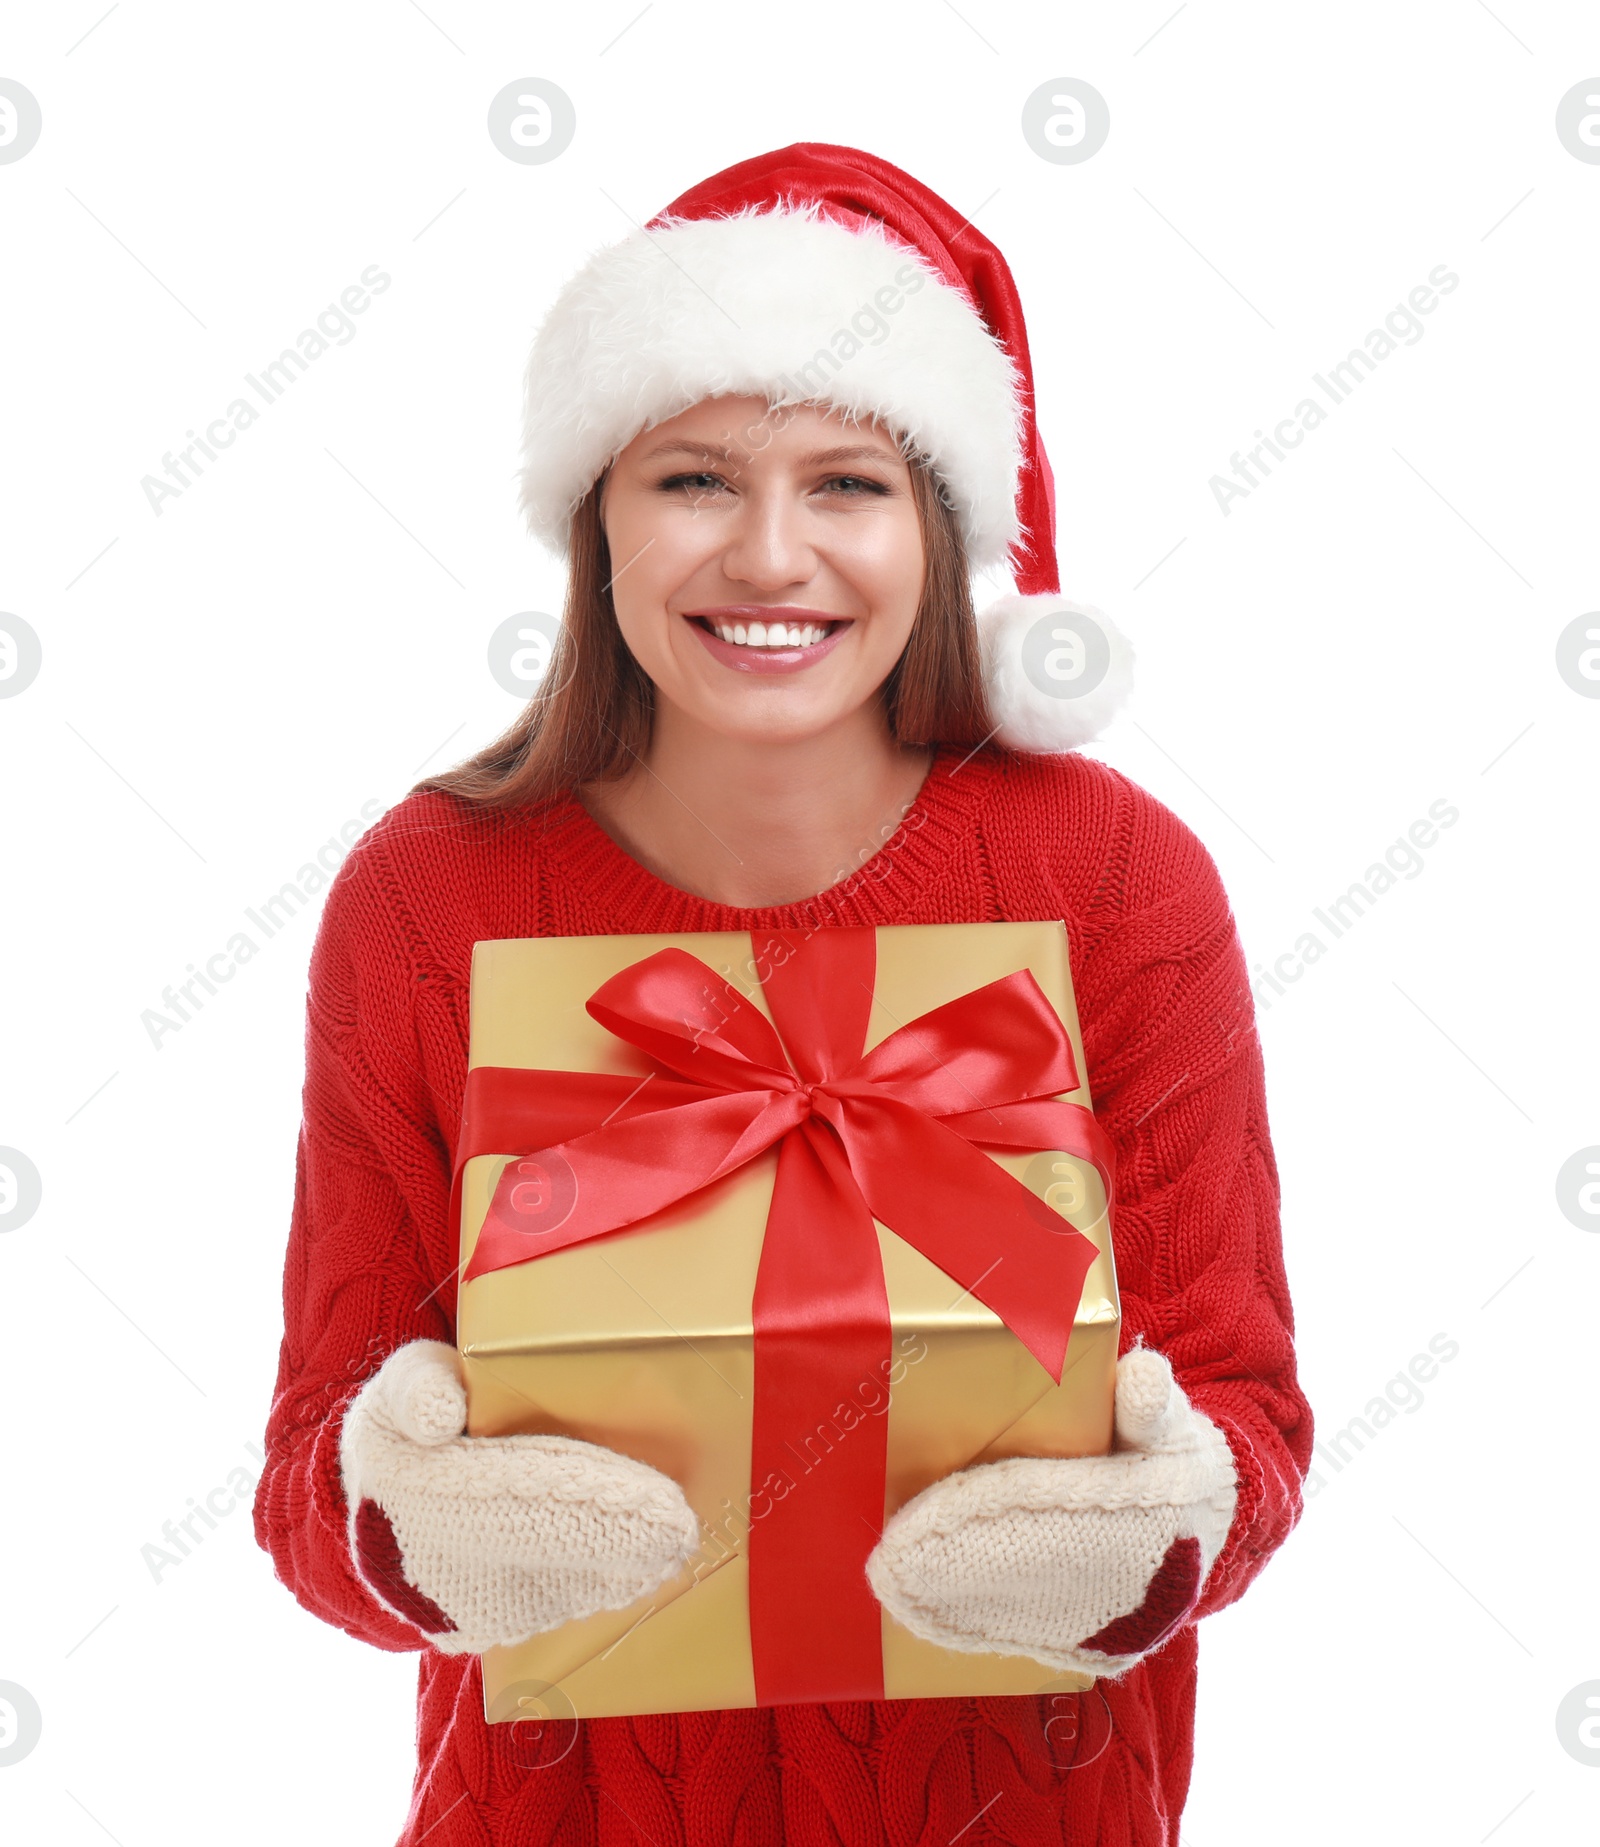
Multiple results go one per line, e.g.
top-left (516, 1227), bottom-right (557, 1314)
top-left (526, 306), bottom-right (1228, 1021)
top-left (537, 741), bottom-right (1003, 932)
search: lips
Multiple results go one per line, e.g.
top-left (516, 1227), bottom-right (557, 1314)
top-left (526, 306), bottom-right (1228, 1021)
top-left (682, 607), bottom-right (854, 675)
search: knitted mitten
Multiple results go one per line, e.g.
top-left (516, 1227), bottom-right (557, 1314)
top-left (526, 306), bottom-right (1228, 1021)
top-left (339, 1340), bottom-right (702, 1654)
top-left (865, 1345), bottom-right (1237, 1678)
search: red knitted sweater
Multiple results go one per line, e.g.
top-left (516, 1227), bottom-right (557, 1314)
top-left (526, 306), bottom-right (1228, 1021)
top-left (253, 742), bottom-right (1313, 1847)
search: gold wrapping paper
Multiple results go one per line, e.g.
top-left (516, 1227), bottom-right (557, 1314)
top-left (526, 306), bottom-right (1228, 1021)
top-left (457, 921), bottom-right (1120, 1720)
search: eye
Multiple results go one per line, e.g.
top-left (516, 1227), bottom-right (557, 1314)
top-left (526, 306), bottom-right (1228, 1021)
top-left (818, 474), bottom-right (891, 496)
top-left (657, 470), bottom-right (729, 494)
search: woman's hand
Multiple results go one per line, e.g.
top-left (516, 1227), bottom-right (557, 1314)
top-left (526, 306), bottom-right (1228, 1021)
top-left (339, 1340), bottom-right (701, 1655)
top-left (864, 1345), bottom-right (1238, 1679)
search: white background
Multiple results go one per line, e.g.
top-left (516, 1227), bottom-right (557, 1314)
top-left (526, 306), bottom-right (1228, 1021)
top-left (2, 2), bottom-right (1597, 1842)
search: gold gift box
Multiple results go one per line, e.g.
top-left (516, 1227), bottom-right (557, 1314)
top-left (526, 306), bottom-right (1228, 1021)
top-left (457, 921), bottom-right (1120, 1720)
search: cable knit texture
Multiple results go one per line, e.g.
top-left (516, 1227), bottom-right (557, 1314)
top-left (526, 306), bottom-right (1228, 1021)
top-left (253, 743), bottom-right (1314, 1847)
top-left (865, 1347), bottom-right (1238, 1680)
top-left (339, 1340), bottom-right (702, 1654)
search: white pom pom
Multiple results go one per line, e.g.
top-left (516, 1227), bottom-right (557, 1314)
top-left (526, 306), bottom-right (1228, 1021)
top-left (976, 594), bottom-right (1135, 753)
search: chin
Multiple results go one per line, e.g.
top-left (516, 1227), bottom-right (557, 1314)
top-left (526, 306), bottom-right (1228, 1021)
top-left (689, 697), bottom-right (852, 749)
top-left (712, 713), bottom-right (836, 748)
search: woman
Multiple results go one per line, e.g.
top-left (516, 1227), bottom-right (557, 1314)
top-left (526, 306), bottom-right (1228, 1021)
top-left (255, 143), bottom-right (1312, 1846)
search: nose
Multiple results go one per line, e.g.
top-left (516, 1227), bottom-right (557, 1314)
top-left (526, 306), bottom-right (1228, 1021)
top-left (719, 486), bottom-right (817, 591)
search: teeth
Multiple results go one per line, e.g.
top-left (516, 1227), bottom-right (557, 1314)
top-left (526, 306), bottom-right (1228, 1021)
top-left (709, 616), bottom-right (835, 646)
top-left (707, 618), bottom-right (835, 648)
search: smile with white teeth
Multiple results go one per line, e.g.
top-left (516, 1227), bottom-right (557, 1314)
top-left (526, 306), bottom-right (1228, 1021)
top-left (703, 618), bottom-right (837, 647)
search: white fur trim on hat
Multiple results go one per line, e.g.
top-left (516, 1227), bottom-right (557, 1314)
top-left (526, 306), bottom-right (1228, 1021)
top-left (519, 203), bottom-right (1025, 572)
top-left (977, 594), bottom-right (1136, 753)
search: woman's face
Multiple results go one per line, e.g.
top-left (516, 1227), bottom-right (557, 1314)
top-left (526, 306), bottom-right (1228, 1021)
top-left (597, 394), bottom-right (925, 748)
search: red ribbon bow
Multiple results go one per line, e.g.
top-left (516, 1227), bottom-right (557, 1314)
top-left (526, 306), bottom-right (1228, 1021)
top-left (451, 926), bottom-right (1114, 1704)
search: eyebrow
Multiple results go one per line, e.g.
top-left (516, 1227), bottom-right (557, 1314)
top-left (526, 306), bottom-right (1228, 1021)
top-left (638, 439), bottom-right (901, 468)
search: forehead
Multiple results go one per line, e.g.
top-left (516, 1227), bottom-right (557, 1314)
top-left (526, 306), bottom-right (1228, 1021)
top-left (620, 395), bottom-right (906, 468)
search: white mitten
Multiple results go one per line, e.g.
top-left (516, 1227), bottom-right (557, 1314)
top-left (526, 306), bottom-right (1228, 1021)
top-left (339, 1339), bottom-right (701, 1654)
top-left (865, 1345), bottom-right (1238, 1678)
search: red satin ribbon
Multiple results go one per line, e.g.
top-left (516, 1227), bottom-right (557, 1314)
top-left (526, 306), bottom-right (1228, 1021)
top-left (450, 926), bottom-right (1114, 1704)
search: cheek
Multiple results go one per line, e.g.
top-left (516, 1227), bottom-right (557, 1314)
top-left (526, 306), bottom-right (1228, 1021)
top-left (841, 512), bottom-right (924, 636)
top-left (605, 502), bottom-right (716, 636)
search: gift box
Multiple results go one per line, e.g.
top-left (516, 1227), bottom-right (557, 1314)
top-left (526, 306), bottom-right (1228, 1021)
top-left (453, 921), bottom-right (1120, 1721)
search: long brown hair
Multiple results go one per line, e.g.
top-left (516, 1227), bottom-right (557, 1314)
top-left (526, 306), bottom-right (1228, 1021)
top-left (415, 445), bottom-right (994, 812)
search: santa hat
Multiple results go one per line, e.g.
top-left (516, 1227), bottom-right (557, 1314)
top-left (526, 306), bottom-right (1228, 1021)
top-left (518, 142), bottom-right (1134, 753)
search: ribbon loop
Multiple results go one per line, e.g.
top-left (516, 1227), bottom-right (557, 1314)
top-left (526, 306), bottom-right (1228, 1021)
top-left (587, 947), bottom-right (798, 1093)
top-left (849, 969), bottom-right (1081, 1114)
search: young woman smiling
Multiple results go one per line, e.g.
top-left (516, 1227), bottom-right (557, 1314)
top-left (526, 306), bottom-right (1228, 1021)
top-left (255, 144), bottom-right (1313, 1847)
top-left (562, 396), bottom-right (943, 909)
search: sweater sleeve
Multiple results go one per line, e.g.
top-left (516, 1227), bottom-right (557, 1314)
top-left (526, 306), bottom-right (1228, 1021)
top-left (252, 848), bottom-right (458, 1652)
top-left (1076, 790), bottom-right (1314, 1624)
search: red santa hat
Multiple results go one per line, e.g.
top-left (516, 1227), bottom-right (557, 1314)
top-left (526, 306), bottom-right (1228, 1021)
top-left (518, 141), bottom-right (1134, 753)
